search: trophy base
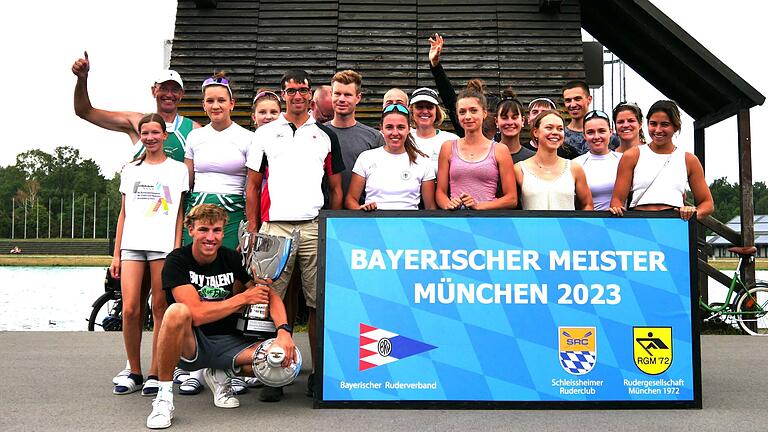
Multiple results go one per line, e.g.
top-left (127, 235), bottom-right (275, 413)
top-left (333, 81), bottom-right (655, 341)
top-left (236, 317), bottom-right (277, 339)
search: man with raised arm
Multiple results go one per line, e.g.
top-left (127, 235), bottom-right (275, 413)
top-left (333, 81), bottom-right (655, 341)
top-left (72, 51), bottom-right (200, 161)
top-left (146, 204), bottom-right (295, 429)
top-left (245, 69), bottom-right (344, 401)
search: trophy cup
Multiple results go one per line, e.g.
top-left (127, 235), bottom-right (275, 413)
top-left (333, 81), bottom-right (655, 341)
top-left (235, 221), bottom-right (300, 338)
top-left (251, 338), bottom-right (302, 387)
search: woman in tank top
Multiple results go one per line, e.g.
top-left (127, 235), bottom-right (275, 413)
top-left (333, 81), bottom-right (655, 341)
top-left (574, 110), bottom-right (622, 210)
top-left (609, 100), bottom-right (713, 221)
top-left (514, 111), bottom-right (593, 210)
top-left (435, 80), bottom-right (517, 210)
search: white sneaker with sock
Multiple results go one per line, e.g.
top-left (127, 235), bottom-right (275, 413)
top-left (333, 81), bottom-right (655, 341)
top-left (146, 381), bottom-right (175, 429)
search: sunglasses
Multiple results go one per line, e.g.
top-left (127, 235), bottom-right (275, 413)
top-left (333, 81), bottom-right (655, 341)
top-left (616, 101), bottom-right (641, 110)
top-left (202, 76), bottom-right (233, 97)
top-left (528, 97), bottom-right (557, 110)
top-left (253, 90), bottom-right (282, 103)
top-left (383, 103), bottom-right (409, 115)
top-left (584, 110), bottom-right (611, 124)
top-left (283, 87), bottom-right (311, 96)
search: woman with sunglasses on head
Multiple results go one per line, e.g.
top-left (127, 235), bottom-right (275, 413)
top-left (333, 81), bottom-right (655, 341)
top-left (345, 104), bottom-right (436, 211)
top-left (515, 110), bottom-right (593, 210)
top-left (436, 81), bottom-right (517, 210)
top-left (183, 72), bottom-right (253, 249)
top-left (574, 111), bottom-right (622, 210)
top-left (609, 100), bottom-right (713, 221)
top-left (496, 88), bottom-right (535, 164)
top-left (613, 102), bottom-right (647, 153)
top-left (408, 87), bottom-right (459, 174)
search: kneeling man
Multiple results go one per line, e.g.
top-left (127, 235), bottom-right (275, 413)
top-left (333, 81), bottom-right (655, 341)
top-left (147, 204), bottom-right (295, 429)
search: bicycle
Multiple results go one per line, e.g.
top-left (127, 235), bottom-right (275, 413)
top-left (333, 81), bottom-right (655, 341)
top-left (699, 246), bottom-right (768, 336)
top-left (87, 268), bottom-right (152, 331)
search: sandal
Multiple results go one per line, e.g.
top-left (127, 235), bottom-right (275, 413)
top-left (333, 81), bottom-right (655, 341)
top-left (113, 374), bottom-right (142, 395)
top-left (178, 377), bottom-right (204, 395)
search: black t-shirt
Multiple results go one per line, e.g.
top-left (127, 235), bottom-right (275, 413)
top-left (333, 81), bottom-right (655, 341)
top-left (162, 244), bottom-right (251, 336)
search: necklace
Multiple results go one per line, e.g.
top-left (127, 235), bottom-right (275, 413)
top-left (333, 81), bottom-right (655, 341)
top-left (534, 157), bottom-right (559, 174)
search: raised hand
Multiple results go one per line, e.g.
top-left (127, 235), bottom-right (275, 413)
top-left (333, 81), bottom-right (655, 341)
top-left (428, 33), bottom-right (444, 67)
top-left (72, 51), bottom-right (90, 78)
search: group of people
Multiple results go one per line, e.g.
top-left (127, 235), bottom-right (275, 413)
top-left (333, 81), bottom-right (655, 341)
top-left (71, 32), bottom-right (714, 429)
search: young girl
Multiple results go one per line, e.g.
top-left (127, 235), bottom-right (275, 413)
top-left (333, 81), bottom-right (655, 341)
top-left (436, 80), bottom-right (517, 210)
top-left (345, 103), bottom-right (437, 211)
top-left (110, 113), bottom-right (189, 395)
top-left (574, 110), bottom-right (622, 210)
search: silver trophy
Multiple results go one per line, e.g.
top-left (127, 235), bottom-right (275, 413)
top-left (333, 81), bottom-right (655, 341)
top-left (235, 221), bottom-right (299, 338)
top-left (251, 338), bottom-right (302, 387)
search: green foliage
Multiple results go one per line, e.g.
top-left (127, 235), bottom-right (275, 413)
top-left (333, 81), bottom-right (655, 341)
top-left (1, 146), bottom-right (119, 238)
top-left (707, 177), bottom-right (768, 223)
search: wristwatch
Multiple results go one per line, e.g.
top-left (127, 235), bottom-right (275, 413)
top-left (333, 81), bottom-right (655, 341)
top-left (276, 324), bottom-right (293, 334)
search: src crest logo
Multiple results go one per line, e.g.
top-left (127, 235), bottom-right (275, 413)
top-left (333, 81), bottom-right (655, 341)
top-left (558, 327), bottom-right (597, 375)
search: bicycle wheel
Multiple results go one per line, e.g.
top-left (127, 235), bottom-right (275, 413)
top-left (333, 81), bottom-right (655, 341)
top-left (88, 292), bottom-right (123, 331)
top-left (735, 284), bottom-right (768, 336)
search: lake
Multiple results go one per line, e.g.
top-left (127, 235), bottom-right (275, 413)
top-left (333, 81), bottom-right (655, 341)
top-left (0, 266), bottom-right (765, 331)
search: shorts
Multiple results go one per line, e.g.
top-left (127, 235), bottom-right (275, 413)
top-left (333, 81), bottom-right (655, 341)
top-left (178, 327), bottom-right (261, 372)
top-left (259, 219), bottom-right (318, 308)
top-left (120, 249), bottom-right (168, 261)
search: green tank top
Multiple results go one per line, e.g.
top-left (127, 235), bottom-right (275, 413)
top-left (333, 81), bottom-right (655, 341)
top-left (133, 115), bottom-right (194, 162)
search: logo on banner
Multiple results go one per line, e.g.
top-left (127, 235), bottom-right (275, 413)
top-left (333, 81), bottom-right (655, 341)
top-left (559, 327), bottom-right (597, 375)
top-left (359, 323), bottom-right (437, 371)
top-left (633, 327), bottom-right (673, 375)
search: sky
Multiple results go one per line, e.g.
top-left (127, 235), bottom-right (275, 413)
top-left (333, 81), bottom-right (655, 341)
top-left (0, 0), bottom-right (765, 182)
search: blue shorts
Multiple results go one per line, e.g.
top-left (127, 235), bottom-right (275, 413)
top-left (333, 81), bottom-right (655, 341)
top-left (179, 327), bottom-right (261, 372)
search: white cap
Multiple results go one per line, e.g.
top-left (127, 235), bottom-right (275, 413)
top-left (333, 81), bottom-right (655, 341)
top-left (154, 70), bottom-right (183, 88)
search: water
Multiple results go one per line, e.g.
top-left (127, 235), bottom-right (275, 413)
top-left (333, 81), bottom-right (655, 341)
top-left (0, 266), bottom-right (106, 331)
top-left (0, 266), bottom-right (766, 331)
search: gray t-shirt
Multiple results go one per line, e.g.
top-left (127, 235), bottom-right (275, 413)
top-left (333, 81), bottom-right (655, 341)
top-left (512, 145), bottom-right (535, 164)
top-left (324, 121), bottom-right (385, 201)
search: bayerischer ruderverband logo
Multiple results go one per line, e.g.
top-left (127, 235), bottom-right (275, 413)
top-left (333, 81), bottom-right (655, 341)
top-left (559, 327), bottom-right (597, 375)
top-left (359, 323), bottom-right (437, 371)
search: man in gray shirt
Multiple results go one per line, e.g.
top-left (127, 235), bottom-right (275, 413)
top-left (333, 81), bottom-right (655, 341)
top-left (324, 70), bottom-right (384, 202)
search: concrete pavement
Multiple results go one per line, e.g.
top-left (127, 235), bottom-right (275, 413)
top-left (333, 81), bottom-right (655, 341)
top-left (1, 332), bottom-right (765, 432)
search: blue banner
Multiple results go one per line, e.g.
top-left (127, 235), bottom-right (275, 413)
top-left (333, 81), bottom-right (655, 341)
top-left (318, 213), bottom-right (700, 407)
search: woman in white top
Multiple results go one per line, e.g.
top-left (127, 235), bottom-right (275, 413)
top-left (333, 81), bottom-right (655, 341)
top-left (574, 110), bottom-right (622, 211)
top-left (184, 72), bottom-right (252, 249)
top-left (609, 100), bottom-right (713, 221)
top-left (345, 103), bottom-right (436, 210)
top-left (408, 87), bottom-right (459, 173)
top-left (110, 114), bottom-right (189, 395)
top-left (612, 102), bottom-right (646, 153)
top-left (514, 111), bottom-right (593, 210)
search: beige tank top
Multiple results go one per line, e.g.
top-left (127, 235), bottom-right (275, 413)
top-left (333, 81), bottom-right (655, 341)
top-left (520, 160), bottom-right (576, 210)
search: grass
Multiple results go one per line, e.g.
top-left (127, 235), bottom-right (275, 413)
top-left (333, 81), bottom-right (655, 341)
top-left (0, 255), bottom-right (111, 267)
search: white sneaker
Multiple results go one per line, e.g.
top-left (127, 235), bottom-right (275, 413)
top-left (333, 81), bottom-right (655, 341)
top-left (112, 362), bottom-right (131, 385)
top-left (203, 368), bottom-right (239, 408)
top-left (243, 376), bottom-right (263, 388)
top-left (146, 397), bottom-right (174, 429)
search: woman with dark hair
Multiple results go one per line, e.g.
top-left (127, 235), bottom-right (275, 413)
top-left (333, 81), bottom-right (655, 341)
top-left (345, 104), bottom-right (436, 210)
top-left (110, 114), bottom-right (188, 396)
top-left (515, 110), bottom-right (593, 210)
top-left (574, 110), bottom-right (622, 210)
top-left (436, 81), bottom-right (517, 210)
top-left (496, 87), bottom-right (535, 163)
top-left (409, 87), bottom-right (459, 173)
top-left (612, 102), bottom-right (646, 153)
top-left (609, 100), bottom-right (713, 221)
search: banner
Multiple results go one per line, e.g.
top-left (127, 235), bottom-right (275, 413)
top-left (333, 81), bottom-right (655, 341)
top-left (317, 212), bottom-right (701, 408)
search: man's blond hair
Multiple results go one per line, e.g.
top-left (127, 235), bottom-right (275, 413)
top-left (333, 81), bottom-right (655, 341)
top-left (331, 70), bottom-right (362, 94)
top-left (184, 204), bottom-right (228, 229)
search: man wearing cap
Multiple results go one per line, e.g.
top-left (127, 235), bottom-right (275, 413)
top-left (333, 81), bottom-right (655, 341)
top-left (325, 70), bottom-right (384, 202)
top-left (72, 51), bottom-right (200, 162)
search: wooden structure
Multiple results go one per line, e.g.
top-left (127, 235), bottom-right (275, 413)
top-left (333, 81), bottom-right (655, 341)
top-left (170, 0), bottom-right (765, 301)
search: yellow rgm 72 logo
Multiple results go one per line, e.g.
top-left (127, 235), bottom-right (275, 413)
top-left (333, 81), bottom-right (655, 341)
top-left (633, 327), bottom-right (672, 375)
